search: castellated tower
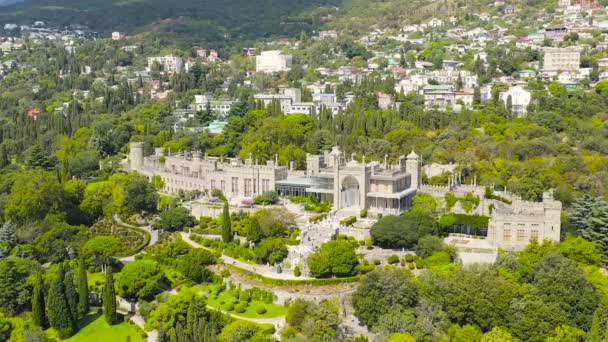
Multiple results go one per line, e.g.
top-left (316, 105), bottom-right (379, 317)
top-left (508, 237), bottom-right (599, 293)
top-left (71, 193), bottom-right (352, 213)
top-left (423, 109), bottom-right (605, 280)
top-left (129, 142), bottom-right (145, 170)
top-left (406, 150), bottom-right (421, 190)
top-left (543, 190), bottom-right (562, 242)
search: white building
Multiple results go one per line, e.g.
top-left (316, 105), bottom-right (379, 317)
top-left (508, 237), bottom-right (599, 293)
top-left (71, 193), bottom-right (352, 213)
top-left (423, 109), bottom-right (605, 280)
top-left (147, 56), bottom-right (184, 74)
top-left (487, 191), bottom-right (561, 251)
top-left (499, 86), bottom-right (531, 117)
top-left (112, 32), bottom-right (127, 40)
top-left (423, 85), bottom-right (455, 110)
top-left (256, 51), bottom-right (292, 73)
top-left (193, 95), bottom-right (235, 117)
top-left (129, 143), bottom-right (421, 215)
top-left (543, 47), bottom-right (580, 72)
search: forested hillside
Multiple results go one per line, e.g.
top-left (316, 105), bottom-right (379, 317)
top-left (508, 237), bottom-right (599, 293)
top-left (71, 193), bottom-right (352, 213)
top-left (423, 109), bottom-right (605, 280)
top-left (0, 0), bottom-right (338, 41)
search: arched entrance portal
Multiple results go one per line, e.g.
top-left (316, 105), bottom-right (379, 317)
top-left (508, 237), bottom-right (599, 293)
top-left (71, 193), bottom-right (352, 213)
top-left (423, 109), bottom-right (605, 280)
top-left (341, 176), bottom-right (360, 209)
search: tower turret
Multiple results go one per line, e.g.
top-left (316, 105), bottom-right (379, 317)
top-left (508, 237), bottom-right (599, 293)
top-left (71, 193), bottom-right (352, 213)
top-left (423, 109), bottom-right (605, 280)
top-left (129, 142), bottom-right (145, 170)
top-left (406, 150), bottom-right (421, 190)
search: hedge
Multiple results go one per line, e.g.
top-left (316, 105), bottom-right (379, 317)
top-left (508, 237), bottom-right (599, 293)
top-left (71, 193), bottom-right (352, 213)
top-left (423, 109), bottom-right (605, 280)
top-left (226, 264), bottom-right (360, 286)
top-left (309, 213), bottom-right (328, 223)
top-left (113, 221), bottom-right (151, 257)
top-left (439, 213), bottom-right (490, 229)
top-left (339, 216), bottom-right (357, 226)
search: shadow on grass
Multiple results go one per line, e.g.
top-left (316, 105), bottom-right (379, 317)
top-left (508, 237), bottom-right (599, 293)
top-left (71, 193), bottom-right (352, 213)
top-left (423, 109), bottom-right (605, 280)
top-left (78, 311), bottom-right (102, 329)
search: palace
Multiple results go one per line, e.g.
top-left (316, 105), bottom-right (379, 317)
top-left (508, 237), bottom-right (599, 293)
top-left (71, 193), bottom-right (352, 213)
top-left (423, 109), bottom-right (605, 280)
top-left (129, 143), bottom-right (421, 215)
top-left (129, 143), bottom-right (561, 250)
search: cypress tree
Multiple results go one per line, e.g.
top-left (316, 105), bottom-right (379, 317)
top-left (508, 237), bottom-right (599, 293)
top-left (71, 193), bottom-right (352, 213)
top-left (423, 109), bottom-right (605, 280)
top-left (221, 201), bottom-right (232, 243)
top-left (64, 264), bottom-right (79, 324)
top-left (46, 265), bottom-right (75, 338)
top-left (103, 267), bottom-right (117, 325)
top-left (77, 257), bottom-right (89, 319)
top-left (31, 273), bottom-right (46, 328)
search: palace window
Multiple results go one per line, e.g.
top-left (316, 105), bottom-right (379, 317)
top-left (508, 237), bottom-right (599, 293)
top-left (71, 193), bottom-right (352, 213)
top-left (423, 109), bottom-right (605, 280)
top-left (503, 229), bottom-right (511, 241)
top-left (231, 177), bottom-right (239, 194)
top-left (517, 230), bottom-right (525, 241)
top-left (262, 179), bottom-right (270, 192)
top-left (244, 179), bottom-right (252, 197)
top-left (221, 180), bottom-right (226, 192)
top-left (531, 229), bottom-right (539, 241)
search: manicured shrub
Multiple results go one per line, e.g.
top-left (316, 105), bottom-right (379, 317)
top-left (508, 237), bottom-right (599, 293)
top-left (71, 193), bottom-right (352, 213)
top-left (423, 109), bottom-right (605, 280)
top-left (239, 291), bottom-right (250, 302)
top-left (340, 216), bottom-right (357, 226)
top-left (294, 265), bottom-right (301, 277)
top-left (416, 261), bottom-right (424, 269)
top-left (408, 262), bottom-right (415, 270)
top-left (405, 253), bottom-right (415, 262)
top-left (222, 303), bottom-right (234, 311)
top-left (387, 254), bottom-right (400, 264)
top-left (236, 301), bottom-right (248, 313)
top-left (220, 269), bottom-right (230, 278)
top-left (373, 259), bottom-right (381, 265)
top-left (360, 208), bottom-right (367, 218)
top-left (256, 305), bottom-right (267, 315)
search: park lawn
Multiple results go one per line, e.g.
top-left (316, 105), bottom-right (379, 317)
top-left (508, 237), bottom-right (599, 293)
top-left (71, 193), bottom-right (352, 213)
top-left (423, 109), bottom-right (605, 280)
top-left (64, 314), bottom-right (145, 342)
top-left (206, 292), bottom-right (286, 319)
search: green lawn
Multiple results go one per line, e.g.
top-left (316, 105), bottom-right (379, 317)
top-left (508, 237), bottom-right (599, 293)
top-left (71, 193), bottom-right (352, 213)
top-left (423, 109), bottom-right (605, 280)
top-left (206, 292), bottom-right (286, 319)
top-left (63, 314), bottom-right (146, 342)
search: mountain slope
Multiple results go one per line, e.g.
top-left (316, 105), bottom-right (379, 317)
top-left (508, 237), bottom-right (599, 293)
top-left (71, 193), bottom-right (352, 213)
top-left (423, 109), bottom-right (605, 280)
top-left (0, 0), bottom-right (338, 40)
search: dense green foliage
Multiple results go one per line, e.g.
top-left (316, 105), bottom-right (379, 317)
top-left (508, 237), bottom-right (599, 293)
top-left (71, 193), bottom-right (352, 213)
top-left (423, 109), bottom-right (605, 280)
top-left (46, 265), bottom-right (76, 338)
top-left (307, 240), bottom-right (359, 278)
top-left (371, 209), bottom-right (439, 249)
top-left (116, 260), bottom-right (164, 301)
top-left (571, 195), bottom-right (608, 264)
top-left (0, 0), bottom-right (338, 43)
top-left (351, 235), bottom-right (608, 341)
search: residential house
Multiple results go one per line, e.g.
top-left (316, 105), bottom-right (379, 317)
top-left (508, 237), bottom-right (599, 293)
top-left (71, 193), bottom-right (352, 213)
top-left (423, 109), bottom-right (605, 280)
top-left (499, 85), bottom-right (531, 117)
top-left (147, 56), bottom-right (184, 74)
top-left (543, 47), bottom-right (581, 72)
top-left (111, 31), bottom-right (126, 40)
top-left (545, 25), bottom-right (569, 41)
top-left (423, 85), bottom-right (455, 110)
top-left (256, 50), bottom-right (292, 73)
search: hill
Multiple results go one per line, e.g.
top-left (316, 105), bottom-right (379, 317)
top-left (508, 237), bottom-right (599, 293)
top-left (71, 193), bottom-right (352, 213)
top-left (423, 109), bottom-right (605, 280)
top-left (0, 0), bottom-right (338, 42)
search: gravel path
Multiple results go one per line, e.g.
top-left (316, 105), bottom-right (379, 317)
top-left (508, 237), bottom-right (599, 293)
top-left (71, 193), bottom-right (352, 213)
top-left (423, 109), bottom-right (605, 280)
top-left (129, 314), bottom-right (158, 342)
top-left (116, 214), bottom-right (159, 264)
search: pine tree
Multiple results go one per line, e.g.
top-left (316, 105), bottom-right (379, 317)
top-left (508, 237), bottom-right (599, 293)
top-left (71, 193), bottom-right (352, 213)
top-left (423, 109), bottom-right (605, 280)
top-left (473, 87), bottom-right (481, 107)
top-left (77, 257), bottom-right (89, 319)
top-left (26, 144), bottom-right (54, 170)
top-left (64, 264), bottom-right (79, 323)
top-left (103, 267), bottom-right (117, 325)
top-left (221, 201), bottom-right (232, 243)
top-left (31, 273), bottom-right (46, 328)
top-left (0, 221), bottom-right (17, 258)
top-left (46, 265), bottom-right (75, 338)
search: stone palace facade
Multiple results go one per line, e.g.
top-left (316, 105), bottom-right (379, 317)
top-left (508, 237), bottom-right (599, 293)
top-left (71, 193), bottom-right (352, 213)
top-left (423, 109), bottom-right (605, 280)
top-left (129, 142), bottom-right (561, 250)
top-left (129, 143), bottom-right (421, 215)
